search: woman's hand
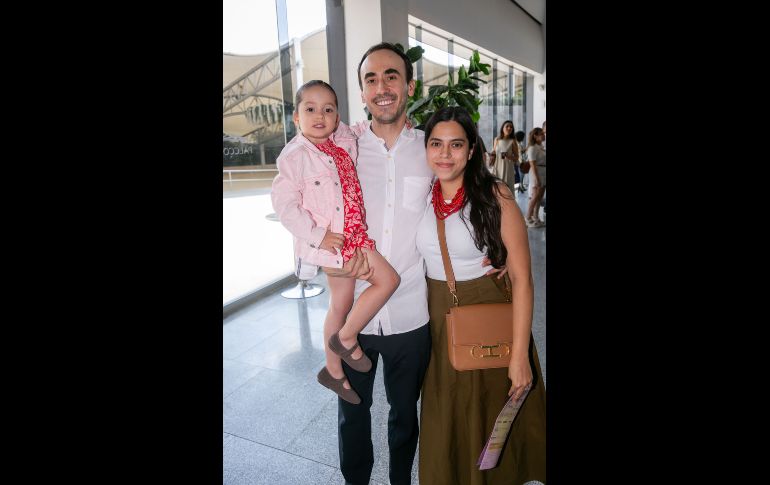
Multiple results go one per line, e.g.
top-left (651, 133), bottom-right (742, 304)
top-left (508, 357), bottom-right (533, 401)
top-left (482, 257), bottom-right (508, 279)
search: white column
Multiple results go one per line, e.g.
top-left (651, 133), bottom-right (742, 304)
top-left (532, 71), bottom-right (546, 130)
top-left (293, 37), bottom-right (304, 89)
top-left (343, 0), bottom-right (383, 124)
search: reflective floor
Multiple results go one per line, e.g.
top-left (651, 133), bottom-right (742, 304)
top-left (223, 189), bottom-right (546, 484)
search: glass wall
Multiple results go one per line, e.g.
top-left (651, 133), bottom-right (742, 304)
top-left (223, 0), bottom-right (330, 305)
top-left (408, 19), bottom-right (528, 151)
top-left (223, 0), bottom-right (329, 181)
top-left (512, 70), bottom-right (525, 139)
top-left (494, 66), bottom-right (510, 137)
top-left (223, 0), bottom-right (283, 174)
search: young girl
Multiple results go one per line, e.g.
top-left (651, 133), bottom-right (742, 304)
top-left (271, 80), bottom-right (400, 405)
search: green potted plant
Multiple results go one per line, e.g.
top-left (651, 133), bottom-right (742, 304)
top-left (367, 44), bottom-right (490, 128)
top-left (403, 47), bottom-right (491, 128)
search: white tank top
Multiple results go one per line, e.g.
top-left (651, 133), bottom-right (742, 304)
top-left (416, 200), bottom-right (493, 281)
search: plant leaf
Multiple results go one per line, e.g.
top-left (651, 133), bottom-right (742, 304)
top-left (407, 96), bottom-right (432, 116)
top-left (428, 85), bottom-right (450, 97)
top-left (458, 79), bottom-right (479, 91)
top-left (406, 45), bottom-right (424, 63)
top-left (456, 92), bottom-right (478, 113)
top-left (458, 65), bottom-right (468, 81)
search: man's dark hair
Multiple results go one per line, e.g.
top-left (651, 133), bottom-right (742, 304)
top-left (515, 130), bottom-right (526, 143)
top-left (357, 42), bottom-right (414, 90)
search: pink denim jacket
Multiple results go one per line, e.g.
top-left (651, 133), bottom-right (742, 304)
top-left (271, 122), bottom-right (358, 269)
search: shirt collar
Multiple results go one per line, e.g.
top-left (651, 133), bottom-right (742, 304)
top-left (363, 120), bottom-right (417, 144)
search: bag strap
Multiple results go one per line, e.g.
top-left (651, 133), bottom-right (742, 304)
top-left (436, 216), bottom-right (460, 307)
top-left (437, 214), bottom-right (513, 306)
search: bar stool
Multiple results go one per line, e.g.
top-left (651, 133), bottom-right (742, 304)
top-left (265, 211), bottom-right (325, 299)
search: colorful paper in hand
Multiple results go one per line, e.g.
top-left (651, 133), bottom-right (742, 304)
top-left (477, 388), bottom-right (530, 470)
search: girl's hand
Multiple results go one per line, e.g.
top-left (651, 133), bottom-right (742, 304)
top-left (319, 230), bottom-right (344, 254)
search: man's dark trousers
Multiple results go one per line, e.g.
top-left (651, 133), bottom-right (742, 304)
top-left (338, 323), bottom-right (431, 485)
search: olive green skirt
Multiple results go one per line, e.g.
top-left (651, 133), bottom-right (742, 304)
top-left (419, 275), bottom-right (546, 485)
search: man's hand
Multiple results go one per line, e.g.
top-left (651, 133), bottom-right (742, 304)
top-left (482, 256), bottom-right (508, 279)
top-left (319, 230), bottom-right (344, 255)
top-left (324, 248), bottom-right (373, 280)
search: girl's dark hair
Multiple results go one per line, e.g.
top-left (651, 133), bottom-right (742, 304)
top-left (294, 80), bottom-right (338, 113)
top-left (424, 107), bottom-right (512, 268)
top-left (498, 120), bottom-right (515, 140)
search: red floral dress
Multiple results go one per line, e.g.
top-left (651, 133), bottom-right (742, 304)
top-left (316, 138), bottom-right (375, 262)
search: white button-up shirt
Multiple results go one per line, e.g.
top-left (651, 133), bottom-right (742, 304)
top-left (352, 121), bottom-right (434, 335)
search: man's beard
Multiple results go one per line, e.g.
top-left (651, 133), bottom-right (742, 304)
top-left (370, 94), bottom-right (407, 125)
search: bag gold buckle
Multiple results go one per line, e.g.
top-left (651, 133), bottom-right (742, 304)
top-left (470, 343), bottom-right (510, 359)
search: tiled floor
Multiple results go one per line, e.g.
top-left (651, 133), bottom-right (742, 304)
top-left (223, 189), bottom-right (546, 484)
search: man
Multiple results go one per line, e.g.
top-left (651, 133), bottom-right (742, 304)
top-left (324, 42), bottom-right (433, 485)
top-left (328, 42), bottom-right (503, 484)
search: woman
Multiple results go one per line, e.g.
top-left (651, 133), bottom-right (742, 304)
top-left (514, 130), bottom-right (527, 193)
top-left (416, 107), bottom-right (546, 485)
top-left (492, 120), bottom-right (520, 193)
top-left (525, 127), bottom-right (546, 227)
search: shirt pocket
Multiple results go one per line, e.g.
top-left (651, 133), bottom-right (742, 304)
top-left (402, 176), bottom-right (432, 212)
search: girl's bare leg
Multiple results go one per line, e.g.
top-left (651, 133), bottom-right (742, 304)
top-left (324, 275), bottom-right (355, 388)
top-left (336, 248), bottom-right (400, 355)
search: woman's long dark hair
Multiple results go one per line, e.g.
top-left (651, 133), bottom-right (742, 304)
top-left (424, 107), bottom-right (511, 268)
top-left (498, 120), bottom-right (515, 140)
